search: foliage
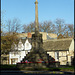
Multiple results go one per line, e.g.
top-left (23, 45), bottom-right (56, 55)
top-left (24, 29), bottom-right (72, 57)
top-left (1, 33), bottom-right (18, 54)
top-left (57, 34), bottom-right (64, 39)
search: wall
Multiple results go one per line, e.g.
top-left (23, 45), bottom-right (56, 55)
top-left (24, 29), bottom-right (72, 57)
top-left (59, 51), bottom-right (67, 65)
top-left (47, 51), bottom-right (68, 65)
top-left (69, 39), bottom-right (74, 51)
top-left (68, 39), bottom-right (74, 65)
top-left (1, 54), bottom-right (9, 64)
top-left (9, 51), bottom-right (26, 64)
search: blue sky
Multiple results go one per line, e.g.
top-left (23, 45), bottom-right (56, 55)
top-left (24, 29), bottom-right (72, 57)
top-left (1, 0), bottom-right (74, 25)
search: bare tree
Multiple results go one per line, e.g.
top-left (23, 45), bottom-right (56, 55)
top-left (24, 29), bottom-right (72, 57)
top-left (23, 21), bottom-right (57, 33)
top-left (67, 24), bottom-right (74, 37)
top-left (6, 18), bottom-right (21, 34)
top-left (39, 21), bottom-right (53, 33)
top-left (30, 22), bottom-right (35, 32)
top-left (55, 18), bottom-right (65, 35)
top-left (23, 24), bottom-right (28, 33)
top-left (48, 24), bottom-right (56, 33)
top-left (22, 18), bottom-right (74, 38)
top-left (6, 20), bottom-right (11, 34)
top-left (1, 10), bottom-right (6, 33)
top-left (12, 18), bottom-right (21, 32)
top-left (23, 22), bottom-right (35, 33)
top-left (62, 24), bottom-right (74, 38)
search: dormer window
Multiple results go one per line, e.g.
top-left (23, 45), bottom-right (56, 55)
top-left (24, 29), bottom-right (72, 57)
top-left (24, 39), bottom-right (32, 50)
top-left (55, 51), bottom-right (59, 60)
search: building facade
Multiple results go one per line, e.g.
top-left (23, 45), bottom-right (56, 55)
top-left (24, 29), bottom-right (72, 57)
top-left (43, 38), bottom-right (74, 65)
top-left (9, 38), bottom-right (32, 64)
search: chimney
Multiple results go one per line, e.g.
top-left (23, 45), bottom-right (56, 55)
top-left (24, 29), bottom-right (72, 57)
top-left (27, 32), bottom-right (32, 38)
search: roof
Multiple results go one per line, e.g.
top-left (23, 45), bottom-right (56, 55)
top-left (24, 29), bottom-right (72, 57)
top-left (21, 38), bottom-right (32, 44)
top-left (43, 38), bottom-right (72, 51)
top-left (15, 37), bottom-right (32, 45)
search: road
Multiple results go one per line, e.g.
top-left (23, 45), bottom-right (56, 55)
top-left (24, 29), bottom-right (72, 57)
top-left (1, 71), bottom-right (74, 75)
top-left (1, 70), bottom-right (74, 75)
top-left (1, 73), bottom-right (74, 75)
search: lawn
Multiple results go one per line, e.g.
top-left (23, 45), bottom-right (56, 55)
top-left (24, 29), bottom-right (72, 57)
top-left (59, 66), bottom-right (74, 71)
top-left (1, 64), bottom-right (18, 70)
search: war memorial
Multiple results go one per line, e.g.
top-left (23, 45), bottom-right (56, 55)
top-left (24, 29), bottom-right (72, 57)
top-left (16, 0), bottom-right (60, 69)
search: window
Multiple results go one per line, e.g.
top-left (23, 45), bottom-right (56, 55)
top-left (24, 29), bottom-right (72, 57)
top-left (11, 58), bottom-right (18, 64)
top-left (14, 52), bottom-right (18, 56)
top-left (25, 51), bottom-right (28, 54)
top-left (55, 51), bottom-right (59, 60)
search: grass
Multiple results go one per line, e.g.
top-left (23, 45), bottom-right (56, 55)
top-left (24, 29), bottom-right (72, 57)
top-left (59, 66), bottom-right (74, 71)
top-left (19, 67), bottom-right (60, 71)
top-left (1, 64), bottom-right (74, 71)
top-left (1, 64), bottom-right (18, 70)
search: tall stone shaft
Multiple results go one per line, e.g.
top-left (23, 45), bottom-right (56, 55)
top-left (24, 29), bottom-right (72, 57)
top-left (35, 0), bottom-right (39, 33)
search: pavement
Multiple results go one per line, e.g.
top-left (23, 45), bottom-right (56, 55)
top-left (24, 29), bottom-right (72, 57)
top-left (1, 70), bottom-right (74, 75)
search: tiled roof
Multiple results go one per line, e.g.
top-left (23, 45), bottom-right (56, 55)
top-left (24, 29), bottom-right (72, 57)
top-left (43, 38), bottom-right (72, 51)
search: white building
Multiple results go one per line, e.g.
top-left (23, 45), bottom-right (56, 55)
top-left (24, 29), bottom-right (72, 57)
top-left (9, 38), bottom-right (32, 64)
